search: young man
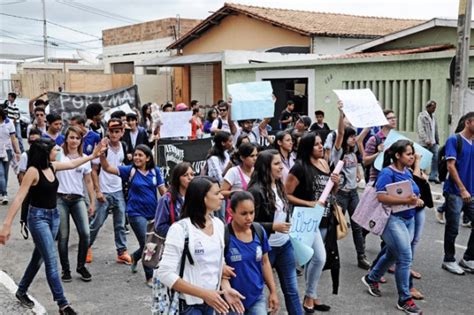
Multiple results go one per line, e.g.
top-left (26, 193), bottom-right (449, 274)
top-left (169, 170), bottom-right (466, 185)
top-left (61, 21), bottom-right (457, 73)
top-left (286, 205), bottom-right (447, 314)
top-left (43, 113), bottom-right (65, 146)
top-left (27, 107), bottom-right (47, 139)
top-left (85, 103), bottom-right (105, 139)
top-left (211, 102), bottom-right (237, 135)
top-left (441, 112), bottom-right (474, 275)
top-left (162, 102), bottom-right (173, 112)
top-left (28, 91), bottom-right (48, 119)
top-left (88, 118), bottom-right (131, 265)
top-left (70, 115), bottom-right (101, 156)
top-left (0, 108), bottom-right (21, 204)
top-left (122, 112), bottom-right (150, 163)
top-left (417, 100), bottom-right (440, 183)
top-left (233, 118), bottom-right (270, 146)
top-left (310, 110), bottom-right (331, 143)
top-left (4, 92), bottom-right (24, 152)
top-left (279, 100), bottom-right (298, 130)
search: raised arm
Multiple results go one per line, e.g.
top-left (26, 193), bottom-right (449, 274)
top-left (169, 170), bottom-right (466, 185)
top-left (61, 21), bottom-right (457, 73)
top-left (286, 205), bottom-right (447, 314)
top-left (333, 101), bottom-right (345, 151)
top-left (53, 142), bottom-right (105, 172)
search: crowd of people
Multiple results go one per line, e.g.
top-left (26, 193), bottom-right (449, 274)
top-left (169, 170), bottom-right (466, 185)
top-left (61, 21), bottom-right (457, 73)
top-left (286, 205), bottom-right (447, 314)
top-left (0, 92), bottom-right (473, 315)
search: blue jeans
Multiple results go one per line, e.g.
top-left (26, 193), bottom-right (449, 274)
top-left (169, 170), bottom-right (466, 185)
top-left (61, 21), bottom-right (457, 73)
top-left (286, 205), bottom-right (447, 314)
top-left (89, 191), bottom-right (127, 254)
top-left (337, 189), bottom-right (367, 257)
top-left (424, 144), bottom-right (439, 180)
top-left (15, 121), bottom-right (24, 153)
top-left (57, 197), bottom-right (90, 271)
top-left (304, 228), bottom-right (327, 299)
top-left (0, 149), bottom-right (12, 196)
top-left (444, 193), bottom-right (474, 262)
top-left (179, 301), bottom-right (214, 315)
top-left (18, 207), bottom-right (68, 307)
top-left (268, 240), bottom-right (302, 315)
top-left (128, 215), bottom-right (153, 280)
top-left (229, 293), bottom-right (266, 315)
top-left (412, 209), bottom-right (425, 257)
top-left (368, 215), bottom-right (414, 302)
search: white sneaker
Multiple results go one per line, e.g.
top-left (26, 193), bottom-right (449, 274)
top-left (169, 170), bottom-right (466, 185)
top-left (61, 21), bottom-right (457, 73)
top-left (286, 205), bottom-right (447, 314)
top-left (435, 211), bottom-right (445, 224)
top-left (459, 259), bottom-right (474, 273)
top-left (1, 195), bottom-right (7, 205)
top-left (442, 261), bottom-right (465, 275)
top-left (461, 221), bottom-right (472, 228)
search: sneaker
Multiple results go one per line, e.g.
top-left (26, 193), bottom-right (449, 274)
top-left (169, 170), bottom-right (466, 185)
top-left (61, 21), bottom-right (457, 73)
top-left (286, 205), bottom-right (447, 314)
top-left (59, 305), bottom-right (77, 315)
top-left (397, 298), bottom-right (421, 314)
top-left (61, 270), bottom-right (72, 283)
top-left (145, 278), bottom-right (153, 288)
top-left (77, 266), bottom-right (92, 282)
top-left (459, 258), bottom-right (474, 273)
top-left (86, 247), bottom-right (93, 263)
top-left (461, 221), bottom-right (472, 228)
top-left (1, 195), bottom-right (8, 205)
top-left (15, 291), bottom-right (34, 309)
top-left (117, 251), bottom-right (132, 265)
top-left (409, 287), bottom-right (424, 300)
top-left (131, 257), bottom-right (138, 273)
top-left (361, 275), bottom-right (381, 297)
top-left (357, 255), bottom-right (371, 270)
top-left (442, 261), bottom-right (465, 275)
top-left (435, 211), bottom-right (445, 224)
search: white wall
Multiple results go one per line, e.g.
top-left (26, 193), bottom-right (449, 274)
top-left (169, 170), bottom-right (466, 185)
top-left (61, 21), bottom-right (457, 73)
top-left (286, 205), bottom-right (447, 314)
top-left (311, 36), bottom-right (369, 55)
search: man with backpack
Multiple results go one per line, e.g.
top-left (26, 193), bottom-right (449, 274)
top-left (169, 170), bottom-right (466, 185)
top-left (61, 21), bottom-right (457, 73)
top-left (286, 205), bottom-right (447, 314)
top-left (441, 111), bottom-right (474, 275)
top-left (417, 100), bottom-right (440, 183)
top-left (211, 102), bottom-right (237, 135)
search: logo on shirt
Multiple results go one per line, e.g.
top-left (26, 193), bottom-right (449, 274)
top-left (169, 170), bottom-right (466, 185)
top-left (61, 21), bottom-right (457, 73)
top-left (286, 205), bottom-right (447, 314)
top-left (152, 176), bottom-right (157, 186)
top-left (255, 246), bottom-right (262, 262)
top-left (194, 241), bottom-right (205, 255)
top-left (86, 144), bottom-right (93, 154)
top-left (229, 248), bottom-right (242, 262)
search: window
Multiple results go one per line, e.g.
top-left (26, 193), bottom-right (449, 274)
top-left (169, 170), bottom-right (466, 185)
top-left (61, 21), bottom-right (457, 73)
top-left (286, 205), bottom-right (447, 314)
top-left (112, 62), bottom-right (134, 74)
top-left (468, 78), bottom-right (474, 90)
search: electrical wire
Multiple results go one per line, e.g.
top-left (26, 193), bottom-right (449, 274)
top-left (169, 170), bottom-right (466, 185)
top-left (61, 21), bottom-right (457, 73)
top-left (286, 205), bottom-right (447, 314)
top-left (55, 0), bottom-right (141, 24)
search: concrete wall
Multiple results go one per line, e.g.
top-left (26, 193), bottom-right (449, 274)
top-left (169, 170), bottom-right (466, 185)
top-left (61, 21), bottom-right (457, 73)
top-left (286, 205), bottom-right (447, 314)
top-left (134, 74), bottom-right (172, 104)
top-left (312, 36), bottom-right (368, 55)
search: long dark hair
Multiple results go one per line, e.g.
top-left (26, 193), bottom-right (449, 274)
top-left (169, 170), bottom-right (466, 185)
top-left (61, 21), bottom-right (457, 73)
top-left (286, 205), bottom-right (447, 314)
top-left (169, 162), bottom-right (192, 203)
top-left (133, 144), bottom-right (155, 170)
top-left (206, 108), bottom-right (218, 123)
top-left (382, 139), bottom-right (415, 168)
top-left (341, 127), bottom-right (357, 155)
top-left (141, 103), bottom-right (152, 126)
top-left (181, 176), bottom-right (219, 229)
top-left (296, 131), bottom-right (325, 188)
top-left (248, 150), bottom-right (288, 213)
top-left (27, 138), bottom-right (56, 170)
top-left (207, 131), bottom-right (231, 163)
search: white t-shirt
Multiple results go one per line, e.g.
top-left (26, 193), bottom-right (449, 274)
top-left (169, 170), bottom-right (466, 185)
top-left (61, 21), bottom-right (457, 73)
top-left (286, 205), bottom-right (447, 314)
top-left (233, 124), bottom-right (261, 145)
top-left (189, 218), bottom-right (223, 290)
top-left (19, 152), bottom-right (28, 172)
top-left (207, 152), bottom-right (230, 184)
top-left (26, 124), bottom-right (46, 139)
top-left (211, 117), bottom-right (231, 133)
top-left (223, 166), bottom-right (250, 191)
top-left (0, 119), bottom-right (15, 156)
top-left (268, 187), bottom-right (289, 247)
top-left (92, 145), bottom-right (124, 193)
top-left (57, 155), bottom-right (92, 195)
top-left (130, 129), bottom-right (139, 148)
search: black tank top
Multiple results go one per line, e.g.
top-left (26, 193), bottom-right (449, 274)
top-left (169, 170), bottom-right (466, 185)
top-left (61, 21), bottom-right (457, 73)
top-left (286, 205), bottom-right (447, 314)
top-left (29, 165), bottom-right (59, 209)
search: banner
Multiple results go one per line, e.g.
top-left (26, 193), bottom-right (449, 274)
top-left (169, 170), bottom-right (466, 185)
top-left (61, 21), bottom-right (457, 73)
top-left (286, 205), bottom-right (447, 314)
top-left (155, 138), bottom-right (213, 182)
top-left (48, 85), bottom-right (140, 129)
top-left (160, 111), bottom-right (193, 138)
top-left (228, 81), bottom-right (274, 120)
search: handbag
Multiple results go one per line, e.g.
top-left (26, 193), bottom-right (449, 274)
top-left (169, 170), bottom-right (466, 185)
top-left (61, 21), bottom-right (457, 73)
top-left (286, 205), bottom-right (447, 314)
top-left (142, 193), bottom-right (176, 269)
top-left (332, 202), bottom-right (348, 240)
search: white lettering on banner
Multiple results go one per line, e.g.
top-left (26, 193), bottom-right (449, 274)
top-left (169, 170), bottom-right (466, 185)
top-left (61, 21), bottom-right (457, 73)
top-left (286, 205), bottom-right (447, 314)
top-left (164, 145), bottom-right (184, 164)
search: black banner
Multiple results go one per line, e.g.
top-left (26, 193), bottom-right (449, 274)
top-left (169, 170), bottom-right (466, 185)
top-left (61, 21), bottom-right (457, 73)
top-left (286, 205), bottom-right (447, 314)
top-left (155, 138), bottom-right (213, 182)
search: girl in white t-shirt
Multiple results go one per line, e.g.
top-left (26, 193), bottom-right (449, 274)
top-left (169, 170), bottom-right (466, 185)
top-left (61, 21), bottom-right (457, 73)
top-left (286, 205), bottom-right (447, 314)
top-left (274, 130), bottom-right (296, 184)
top-left (56, 126), bottom-right (96, 283)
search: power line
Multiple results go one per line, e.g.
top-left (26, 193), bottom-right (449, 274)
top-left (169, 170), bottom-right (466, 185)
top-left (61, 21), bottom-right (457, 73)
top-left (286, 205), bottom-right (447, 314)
top-left (55, 0), bottom-right (141, 24)
top-left (0, 12), bottom-right (42, 22)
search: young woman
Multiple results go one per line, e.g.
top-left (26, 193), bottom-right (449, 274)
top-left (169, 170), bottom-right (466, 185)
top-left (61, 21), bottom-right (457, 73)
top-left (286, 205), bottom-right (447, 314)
top-left (56, 126), bottom-right (96, 283)
top-left (248, 150), bottom-right (302, 315)
top-left (221, 143), bottom-right (258, 198)
top-left (141, 103), bottom-right (153, 138)
top-left (0, 138), bottom-right (104, 315)
top-left (190, 108), bottom-right (204, 140)
top-left (203, 108), bottom-right (218, 134)
top-left (154, 162), bottom-right (194, 237)
top-left (224, 191), bottom-right (280, 315)
top-left (285, 131), bottom-right (340, 313)
top-left (273, 130), bottom-right (296, 184)
top-left (156, 176), bottom-right (244, 315)
top-left (362, 140), bottom-right (424, 315)
top-left (100, 143), bottom-right (167, 287)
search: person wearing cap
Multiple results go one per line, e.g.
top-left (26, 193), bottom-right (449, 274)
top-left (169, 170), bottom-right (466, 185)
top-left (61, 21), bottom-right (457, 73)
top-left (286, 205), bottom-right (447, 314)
top-left (175, 103), bottom-right (188, 111)
top-left (123, 113), bottom-right (150, 164)
top-left (88, 118), bottom-right (132, 265)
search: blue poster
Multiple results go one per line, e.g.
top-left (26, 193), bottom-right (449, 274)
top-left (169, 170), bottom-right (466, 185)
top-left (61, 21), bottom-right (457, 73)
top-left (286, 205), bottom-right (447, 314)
top-left (227, 81), bottom-right (274, 120)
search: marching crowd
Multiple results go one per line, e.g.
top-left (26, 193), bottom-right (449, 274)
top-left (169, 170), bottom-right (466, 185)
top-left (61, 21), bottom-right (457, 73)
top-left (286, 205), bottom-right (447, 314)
top-left (0, 92), bottom-right (473, 315)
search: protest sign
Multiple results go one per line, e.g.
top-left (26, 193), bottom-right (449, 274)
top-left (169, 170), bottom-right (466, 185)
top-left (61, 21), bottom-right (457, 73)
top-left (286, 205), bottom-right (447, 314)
top-left (228, 81), bottom-right (274, 120)
top-left (333, 89), bottom-right (388, 128)
top-left (103, 103), bottom-right (135, 122)
top-left (160, 111), bottom-right (193, 138)
top-left (374, 130), bottom-right (433, 171)
top-left (155, 138), bottom-right (213, 182)
top-left (289, 206), bottom-right (324, 266)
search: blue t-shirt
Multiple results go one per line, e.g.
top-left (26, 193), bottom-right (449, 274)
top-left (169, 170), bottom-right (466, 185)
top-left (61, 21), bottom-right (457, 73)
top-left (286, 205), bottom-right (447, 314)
top-left (83, 130), bottom-right (101, 155)
top-left (42, 132), bottom-right (65, 146)
top-left (376, 166), bottom-right (420, 219)
top-left (443, 134), bottom-right (474, 196)
top-left (225, 227), bottom-right (270, 309)
top-left (118, 165), bottom-right (165, 219)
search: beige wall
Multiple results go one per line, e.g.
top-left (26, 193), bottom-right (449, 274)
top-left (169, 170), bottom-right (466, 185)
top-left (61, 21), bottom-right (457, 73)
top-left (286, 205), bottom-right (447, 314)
top-left (182, 14), bottom-right (310, 55)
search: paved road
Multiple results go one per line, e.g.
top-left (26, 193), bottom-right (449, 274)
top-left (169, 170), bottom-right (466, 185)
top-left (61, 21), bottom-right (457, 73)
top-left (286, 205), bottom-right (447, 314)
top-left (1, 173), bottom-right (473, 314)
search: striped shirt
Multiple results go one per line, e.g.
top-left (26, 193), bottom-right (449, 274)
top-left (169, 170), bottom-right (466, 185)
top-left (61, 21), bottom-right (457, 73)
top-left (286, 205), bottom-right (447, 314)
top-left (6, 102), bottom-right (20, 121)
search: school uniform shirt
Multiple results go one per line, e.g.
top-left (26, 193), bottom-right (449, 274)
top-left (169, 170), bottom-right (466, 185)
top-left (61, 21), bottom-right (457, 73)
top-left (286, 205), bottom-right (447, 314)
top-left (92, 146), bottom-right (124, 194)
top-left (0, 118), bottom-right (15, 157)
top-left (42, 132), bottom-right (65, 146)
top-left (207, 152), bottom-right (230, 184)
top-left (269, 187), bottom-right (289, 247)
top-left (225, 228), bottom-right (270, 310)
top-left (118, 165), bottom-right (165, 219)
top-left (19, 152), bottom-right (28, 172)
top-left (223, 166), bottom-right (250, 191)
top-left (26, 124), bottom-right (46, 139)
top-left (82, 130), bottom-right (101, 156)
top-left (56, 155), bottom-right (91, 196)
top-left (443, 134), bottom-right (474, 196)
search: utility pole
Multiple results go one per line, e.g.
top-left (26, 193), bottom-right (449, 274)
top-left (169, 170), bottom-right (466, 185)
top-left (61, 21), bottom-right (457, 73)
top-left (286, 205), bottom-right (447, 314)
top-left (450, 0), bottom-right (472, 132)
top-left (42, 0), bottom-right (48, 63)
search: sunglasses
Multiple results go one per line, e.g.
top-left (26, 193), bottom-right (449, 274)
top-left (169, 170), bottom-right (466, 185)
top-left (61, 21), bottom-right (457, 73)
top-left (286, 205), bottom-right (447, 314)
top-left (218, 108), bottom-right (227, 112)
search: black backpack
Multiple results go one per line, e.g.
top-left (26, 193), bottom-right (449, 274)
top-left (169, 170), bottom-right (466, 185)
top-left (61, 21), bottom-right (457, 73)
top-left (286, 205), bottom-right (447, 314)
top-left (210, 117), bottom-right (223, 136)
top-left (224, 222), bottom-right (265, 256)
top-left (438, 134), bottom-right (463, 182)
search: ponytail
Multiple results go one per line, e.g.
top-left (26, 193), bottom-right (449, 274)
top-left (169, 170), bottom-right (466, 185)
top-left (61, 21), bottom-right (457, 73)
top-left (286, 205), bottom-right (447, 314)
top-left (382, 149), bottom-right (392, 168)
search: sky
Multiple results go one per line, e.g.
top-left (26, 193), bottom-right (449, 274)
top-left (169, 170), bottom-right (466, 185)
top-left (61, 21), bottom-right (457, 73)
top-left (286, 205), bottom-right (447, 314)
top-left (0, 0), bottom-right (469, 59)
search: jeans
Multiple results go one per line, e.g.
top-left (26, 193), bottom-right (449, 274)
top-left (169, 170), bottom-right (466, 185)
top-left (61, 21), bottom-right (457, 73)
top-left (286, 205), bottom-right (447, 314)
top-left (368, 215), bottom-right (415, 302)
top-left (336, 189), bottom-right (367, 257)
top-left (18, 207), bottom-right (68, 307)
top-left (424, 144), bottom-right (439, 181)
top-left (304, 228), bottom-right (327, 300)
top-left (0, 149), bottom-right (12, 196)
top-left (229, 293), bottom-right (266, 315)
top-left (268, 240), bottom-right (302, 315)
top-left (89, 191), bottom-right (127, 254)
top-left (14, 121), bottom-right (24, 153)
top-left (128, 215), bottom-right (153, 280)
top-left (411, 209), bottom-right (425, 257)
top-left (179, 301), bottom-right (214, 315)
top-left (57, 197), bottom-right (90, 271)
top-left (444, 193), bottom-right (474, 262)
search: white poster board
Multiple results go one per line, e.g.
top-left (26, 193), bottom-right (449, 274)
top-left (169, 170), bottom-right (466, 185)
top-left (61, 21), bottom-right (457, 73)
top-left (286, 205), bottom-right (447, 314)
top-left (228, 81), bottom-right (274, 120)
top-left (160, 111), bottom-right (192, 138)
top-left (333, 89), bottom-right (389, 128)
top-left (103, 103), bottom-right (135, 122)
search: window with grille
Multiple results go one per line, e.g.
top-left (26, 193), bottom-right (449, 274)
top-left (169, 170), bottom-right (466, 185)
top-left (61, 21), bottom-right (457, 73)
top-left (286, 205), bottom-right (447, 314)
top-left (468, 78), bottom-right (474, 90)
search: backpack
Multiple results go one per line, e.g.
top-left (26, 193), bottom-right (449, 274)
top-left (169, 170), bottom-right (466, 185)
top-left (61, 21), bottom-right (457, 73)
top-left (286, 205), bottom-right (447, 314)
top-left (438, 134), bottom-right (463, 182)
top-left (364, 134), bottom-right (383, 183)
top-left (224, 222), bottom-right (265, 256)
top-left (210, 117), bottom-right (223, 136)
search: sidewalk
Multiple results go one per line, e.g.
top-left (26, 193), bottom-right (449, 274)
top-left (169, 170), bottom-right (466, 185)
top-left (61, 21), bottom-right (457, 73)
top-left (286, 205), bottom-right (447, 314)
top-left (0, 271), bottom-right (45, 315)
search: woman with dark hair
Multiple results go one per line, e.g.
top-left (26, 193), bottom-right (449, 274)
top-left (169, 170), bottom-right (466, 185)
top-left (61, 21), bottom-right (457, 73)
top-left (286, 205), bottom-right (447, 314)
top-left (362, 140), bottom-right (424, 314)
top-left (0, 138), bottom-right (104, 314)
top-left (191, 107), bottom-right (204, 140)
top-left (248, 150), bottom-right (302, 315)
top-left (285, 131), bottom-right (340, 313)
top-left (56, 126), bottom-right (96, 283)
top-left (100, 142), bottom-right (167, 287)
top-left (154, 162), bottom-right (194, 237)
top-left (235, 134), bottom-right (250, 149)
top-left (222, 143), bottom-right (257, 197)
top-left (203, 108), bottom-right (218, 134)
top-left (274, 130), bottom-right (295, 183)
top-left (156, 176), bottom-right (244, 314)
top-left (141, 103), bottom-right (153, 137)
